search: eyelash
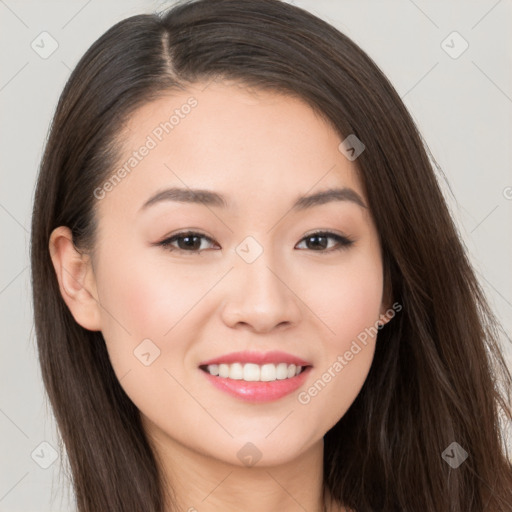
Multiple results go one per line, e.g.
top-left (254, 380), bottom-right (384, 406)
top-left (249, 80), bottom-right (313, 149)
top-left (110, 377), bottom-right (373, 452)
top-left (156, 230), bottom-right (355, 255)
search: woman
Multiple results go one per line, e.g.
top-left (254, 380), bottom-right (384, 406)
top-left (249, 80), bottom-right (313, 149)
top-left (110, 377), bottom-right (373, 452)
top-left (30, 0), bottom-right (512, 510)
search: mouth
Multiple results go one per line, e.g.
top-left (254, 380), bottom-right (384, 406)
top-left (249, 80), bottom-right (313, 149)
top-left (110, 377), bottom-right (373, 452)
top-left (199, 362), bottom-right (310, 382)
top-left (198, 362), bottom-right (313, 403)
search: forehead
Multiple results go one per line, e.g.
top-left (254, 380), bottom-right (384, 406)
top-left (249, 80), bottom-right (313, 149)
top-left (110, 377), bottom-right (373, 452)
top-left (97, 80), bottom-right (365, 218)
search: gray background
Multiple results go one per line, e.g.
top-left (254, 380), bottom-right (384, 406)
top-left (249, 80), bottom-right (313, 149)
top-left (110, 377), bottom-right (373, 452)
top-left (1, 0), bottom-right (511, 510)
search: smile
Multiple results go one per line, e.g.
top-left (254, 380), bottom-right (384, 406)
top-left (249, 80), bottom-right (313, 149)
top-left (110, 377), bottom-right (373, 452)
top-left (199, 363), bottom-right (312, 403)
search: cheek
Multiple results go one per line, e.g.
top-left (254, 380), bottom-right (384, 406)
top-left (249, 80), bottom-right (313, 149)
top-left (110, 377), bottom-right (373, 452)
top-left (98, 247), bottom-right (202, 340)
top-left (95, 247), bottom-right (219, 389)
top-left (92, 247), bottom-right (173, 372)
top-left (296, 254), bottom-right (382, 424)
top-left (306, 253), bottom-right (383, 347)
top-left (94, 253), bottom-right (199, 423)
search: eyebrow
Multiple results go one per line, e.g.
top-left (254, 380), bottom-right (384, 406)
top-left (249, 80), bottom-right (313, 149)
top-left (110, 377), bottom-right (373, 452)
top-left (139, 186), bottom-right (367, 212)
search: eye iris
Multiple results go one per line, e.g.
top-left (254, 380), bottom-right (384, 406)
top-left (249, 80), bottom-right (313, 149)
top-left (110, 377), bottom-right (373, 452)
top-left (307, 234), bottom-right (328, 250)
top-left (178, 235), bottom-right (201, 250)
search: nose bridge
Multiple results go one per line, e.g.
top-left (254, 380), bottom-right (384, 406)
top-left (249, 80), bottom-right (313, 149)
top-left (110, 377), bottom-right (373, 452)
top-left (221, 234), bottom-right (300, 331)
top-left (236, 234), bottom-right (286, 304)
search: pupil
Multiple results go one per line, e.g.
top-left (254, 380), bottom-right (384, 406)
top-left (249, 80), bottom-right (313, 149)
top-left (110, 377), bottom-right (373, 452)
top-left (180, 235), bottom-right (200, 250)
top-left (308, 235), bottom-right (327, 250)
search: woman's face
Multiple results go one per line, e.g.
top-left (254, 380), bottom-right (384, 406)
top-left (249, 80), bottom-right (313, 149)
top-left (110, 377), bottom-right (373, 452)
top-left (82, 80), bottom-right (387, 466)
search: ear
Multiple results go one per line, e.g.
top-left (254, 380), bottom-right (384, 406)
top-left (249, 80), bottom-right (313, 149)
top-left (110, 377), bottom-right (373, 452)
top-left (49, 226), bottom-right (102, 331)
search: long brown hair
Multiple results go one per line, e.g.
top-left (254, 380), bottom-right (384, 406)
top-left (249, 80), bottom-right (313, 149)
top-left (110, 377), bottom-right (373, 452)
top-left (30, 0), bottom-right (512, 510)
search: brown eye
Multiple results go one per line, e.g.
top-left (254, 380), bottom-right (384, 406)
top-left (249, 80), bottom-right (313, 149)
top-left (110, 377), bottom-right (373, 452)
top-left (156, 230), bottom-right (354, 255)
top-left (157, 231), bottom-right (217, 253)
top-left (295, 231), bottom-right (354, 253)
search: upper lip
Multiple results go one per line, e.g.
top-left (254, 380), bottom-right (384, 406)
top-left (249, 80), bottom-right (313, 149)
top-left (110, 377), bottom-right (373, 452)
top-left (199, 350), bottom-right (312, 367)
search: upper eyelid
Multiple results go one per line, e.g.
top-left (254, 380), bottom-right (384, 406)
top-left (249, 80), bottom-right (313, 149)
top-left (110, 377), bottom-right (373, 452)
top-left (156, 231), bottom-right (216, 248)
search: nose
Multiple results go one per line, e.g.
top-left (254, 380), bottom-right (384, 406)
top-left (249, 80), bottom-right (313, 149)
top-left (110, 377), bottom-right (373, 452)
top-left (220, 251), bottom-right (302, 334)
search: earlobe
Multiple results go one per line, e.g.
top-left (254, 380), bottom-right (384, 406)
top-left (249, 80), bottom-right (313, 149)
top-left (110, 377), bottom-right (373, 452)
top-left (48, 226), bottom-right (102, 331)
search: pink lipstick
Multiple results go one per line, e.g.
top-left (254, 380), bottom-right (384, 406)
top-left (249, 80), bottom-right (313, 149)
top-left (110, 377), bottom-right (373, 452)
top-left (198, 350), bottom-right (312, 403)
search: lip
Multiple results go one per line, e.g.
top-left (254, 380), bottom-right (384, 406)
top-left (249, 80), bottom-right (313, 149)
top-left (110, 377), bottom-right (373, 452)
top-left (200, 366), bottom-right (313, 403)
top-left (198, 350), bottom-right (312, 367)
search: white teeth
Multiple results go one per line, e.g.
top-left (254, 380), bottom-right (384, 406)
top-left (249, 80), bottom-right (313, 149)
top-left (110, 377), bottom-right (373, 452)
top-left (204, 362), bottom-right (304, 382)
top-left (276, 362), bottom-right (289, 379)
top-left (243, 363), bottom-right (259, 381)
top-left (229, 363), bottom-right (243, 380)
top-left (208, 364), bottom-right (219, 376)
top-left (260, 363), bottom-right (276, 381)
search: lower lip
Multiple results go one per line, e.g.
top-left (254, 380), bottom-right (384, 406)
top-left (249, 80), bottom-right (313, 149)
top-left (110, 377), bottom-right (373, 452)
top-left (200, 366), bottom-right (312, 403)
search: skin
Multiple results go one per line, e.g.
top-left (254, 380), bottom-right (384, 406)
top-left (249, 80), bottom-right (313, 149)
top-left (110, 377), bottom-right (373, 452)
top-left (49, 79), bottom-right (391, 512)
